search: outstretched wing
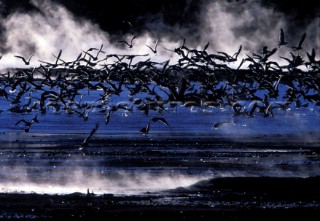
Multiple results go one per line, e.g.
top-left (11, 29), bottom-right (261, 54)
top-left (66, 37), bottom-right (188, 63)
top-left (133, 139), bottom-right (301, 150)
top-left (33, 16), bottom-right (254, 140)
top-left (152, 117), bottom-right (170, 127)
top-left (298, 33), bottom-right (306, 48)
top-left (80, 123), bottom-right (99, 149)
top-left (15, 119), bottom-right (27, 126)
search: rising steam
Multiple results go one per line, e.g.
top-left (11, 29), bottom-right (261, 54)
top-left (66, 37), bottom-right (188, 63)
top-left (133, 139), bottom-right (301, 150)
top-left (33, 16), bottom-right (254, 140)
top-left (0, 167), bottom-right (207, 195)
top-left (0, 0), bottom-right (318, 69)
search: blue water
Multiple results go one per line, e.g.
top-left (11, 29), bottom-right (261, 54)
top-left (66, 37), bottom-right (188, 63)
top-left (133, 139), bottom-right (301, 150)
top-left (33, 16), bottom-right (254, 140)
top-left (0, 80), bottom-right (319, 196)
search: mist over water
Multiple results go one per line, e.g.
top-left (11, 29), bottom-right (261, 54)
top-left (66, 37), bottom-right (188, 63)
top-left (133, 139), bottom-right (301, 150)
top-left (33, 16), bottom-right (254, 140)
top-left (0, 168), bottom-right (207, 195)
top-left (0, 0), bottom-right (319, 198)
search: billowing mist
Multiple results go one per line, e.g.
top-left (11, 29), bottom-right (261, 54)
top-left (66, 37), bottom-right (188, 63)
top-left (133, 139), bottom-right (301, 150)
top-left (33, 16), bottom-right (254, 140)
top-left (0, 0), bottom-right (319, 69)
top-left (0, 0), bottom-right (320, 197)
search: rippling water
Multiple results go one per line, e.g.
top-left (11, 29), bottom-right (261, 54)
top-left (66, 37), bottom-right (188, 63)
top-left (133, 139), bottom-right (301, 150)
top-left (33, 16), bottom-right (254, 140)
top-left (0, 107), bottom-right (319, 194)
top-left (0, 81), bottom-right (319, 216)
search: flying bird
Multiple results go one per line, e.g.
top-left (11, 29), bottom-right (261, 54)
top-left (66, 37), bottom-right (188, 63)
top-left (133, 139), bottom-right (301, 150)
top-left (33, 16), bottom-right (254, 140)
top-left (118, 35), bottom-right (136, 48)
top-left (203, 42), bottom-right (210, 52)
top-left (79, 123), bottom-right (99, 150)
top-left (106, 110), bottom-right (112, 124)
top-left (52, 49), bottom-right (62, 66)
top-left (14, 55), bottom-right (33, 65)
top-left (146, 38), bottom-right (159, 54)
top-left (278, 28), bottom-right (288, 48)
top-left (291, 32), bottom-right (306, 51)
top-left (15, 115), bottom-right (39, 132)
top-left (232, 45), bottom-right (242, 60)
top-left (140, 121), bottom-right (150, 135)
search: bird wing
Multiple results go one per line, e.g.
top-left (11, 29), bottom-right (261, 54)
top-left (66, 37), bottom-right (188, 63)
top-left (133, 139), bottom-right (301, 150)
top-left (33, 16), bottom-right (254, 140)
top-left (81, 123), bottom-right (99, 147)
top-left (118, 40), bottom-right (130, 47)
top-left (203, 42), bottom-right (210, 52)
top-left (140, 122), bottom-right (150, 134)
top-left (130, 35), bottom-right (137, 44)
top-left (55, 50), bottom-right (62, 63)
top-left (15, 119), bottom-right (27, 126)
top-left (155, 39), bottom-right (159, 49)
top-left (279, 29), bottom-right (284, 41)
top-left (233, 45), bottom-right (242, 58)
top-left (152, 117), bottom-right (170, 127)
top-left (298, 33), bottom-right (306, 48)
top-left (265, 48), bottom-right (277, 59)
top-left (307, 48), bottom-right (315, 62)
top-left (14, 55), bottom-right (27, 63)
top-left (146, 45), bottom-right (155, 52)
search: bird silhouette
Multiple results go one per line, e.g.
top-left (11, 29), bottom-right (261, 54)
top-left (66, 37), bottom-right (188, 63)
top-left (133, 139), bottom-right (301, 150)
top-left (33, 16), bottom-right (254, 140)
top-left (203, 42), bottom-right (210, 52)
top-left (79, 123), bottom-right (99, 150)
top-left (105, 110), bottom-right (112, 124)
top-left (146, 38), bottom-right (159, 54)
top-left (278, 28), bottom-right (288, 48)
top-left (14, 55), bottom-right (33, 65)
top-left (291, 32), bottom-right (306, 51)
top-left (151, 117), bottom-right (170, 128)
top-left (51, 49), bottom-right (62, 66)
top-left (15, 115), bottom-right (39, 132)
top-left (82, 44), bottom-right (105, 61)
top-left (119, 35), bottom-right (136, 48)
top-left (140, 121), bottom-right (150, 135)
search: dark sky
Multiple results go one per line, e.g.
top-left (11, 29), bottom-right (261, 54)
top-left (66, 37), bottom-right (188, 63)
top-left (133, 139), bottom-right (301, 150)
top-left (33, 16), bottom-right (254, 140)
top-left (1, 0), bottom-right (319, 34)
top-left (0, 0), bottom-right (319, 64)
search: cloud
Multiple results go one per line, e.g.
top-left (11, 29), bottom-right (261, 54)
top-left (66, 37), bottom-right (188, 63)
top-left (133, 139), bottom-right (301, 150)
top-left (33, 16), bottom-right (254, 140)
top-left (0, 0), bottom-right (318, 69)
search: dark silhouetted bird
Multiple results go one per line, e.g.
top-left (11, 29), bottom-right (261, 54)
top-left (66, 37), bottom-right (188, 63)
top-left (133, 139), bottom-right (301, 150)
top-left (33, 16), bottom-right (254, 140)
top-left (291, 32), bottom-right (306, 51)
top-left (15, 115), bottom-right (39, 132)
top-left (79, 123), bottom-right (99, 150)
top-left (119, 35), bottom-right (136, 48)
top-left (106, 110), bottom-right (112, 124)
top-left (146, 38), bottom-right (159, 54)
top-left (14, 55), bottom-right (33, 65)
top-left (140, 121), bottom-right (150, 135)
top-left (278, 28), bottom-right (288, 48)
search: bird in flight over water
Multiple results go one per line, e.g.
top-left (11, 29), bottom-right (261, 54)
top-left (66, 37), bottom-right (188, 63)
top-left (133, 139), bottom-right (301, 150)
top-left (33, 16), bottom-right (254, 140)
top-left (79, 123), bottom-right (99, 150)
top-left (15, 115), bottom-right (39, 132)
top-left (140, 121), bottom-right (150, 135)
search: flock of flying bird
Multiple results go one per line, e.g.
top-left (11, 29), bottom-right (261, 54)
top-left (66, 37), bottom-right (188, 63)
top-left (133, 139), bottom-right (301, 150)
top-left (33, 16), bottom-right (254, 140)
top-left (0, 28), bottom-right (319, 148)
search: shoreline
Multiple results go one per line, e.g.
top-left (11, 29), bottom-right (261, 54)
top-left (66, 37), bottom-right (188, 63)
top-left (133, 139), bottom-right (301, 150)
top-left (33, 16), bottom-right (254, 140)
top-left (1, 176), bottom-right (320, 220)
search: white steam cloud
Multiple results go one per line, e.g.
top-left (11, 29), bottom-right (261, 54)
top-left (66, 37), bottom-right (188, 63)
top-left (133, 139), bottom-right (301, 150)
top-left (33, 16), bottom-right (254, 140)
top-left (0, 167), bottom-right (207, 195)
top-left (0, 0), bottom-right (110, 69)
top-left (0, 0), bottom-right (318, 70)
